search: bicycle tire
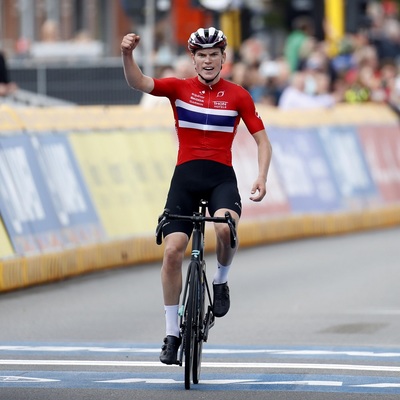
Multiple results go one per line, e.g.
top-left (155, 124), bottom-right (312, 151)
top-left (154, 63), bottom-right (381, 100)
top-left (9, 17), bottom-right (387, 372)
top-left (184, 261), bottom-right (199, 390)
top-left (192, 266), bottom-right (205, 384)
top-left (192, 309), bottom-right (202, 385)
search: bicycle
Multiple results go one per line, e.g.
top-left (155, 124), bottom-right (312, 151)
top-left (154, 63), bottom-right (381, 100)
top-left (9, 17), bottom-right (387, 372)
top-left (155, 199), bottom-right (237, 390)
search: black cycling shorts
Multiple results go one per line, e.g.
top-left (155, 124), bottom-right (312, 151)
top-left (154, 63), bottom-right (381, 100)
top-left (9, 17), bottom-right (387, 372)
top-left (162, 159), bottom-right (242, 238)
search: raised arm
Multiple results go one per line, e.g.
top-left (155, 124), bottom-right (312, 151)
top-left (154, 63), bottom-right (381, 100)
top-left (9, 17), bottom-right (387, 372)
top-left (121, 33), bottom-right (154, 93)
top-left (249, 129), bottom-right (272, 202)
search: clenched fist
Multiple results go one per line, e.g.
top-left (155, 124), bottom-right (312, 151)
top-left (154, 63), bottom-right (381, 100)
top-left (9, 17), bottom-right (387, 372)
top-left (121, 33), bottom-right (141, 55)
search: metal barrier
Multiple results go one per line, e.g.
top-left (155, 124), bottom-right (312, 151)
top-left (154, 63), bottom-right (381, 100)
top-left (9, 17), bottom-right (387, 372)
top-left (9, 58), bottom-right (143, 105)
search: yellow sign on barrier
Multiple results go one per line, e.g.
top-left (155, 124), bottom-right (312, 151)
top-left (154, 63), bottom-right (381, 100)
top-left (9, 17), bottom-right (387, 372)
top-left (0, 217), bottom-right (14, 258)
top-left (69, 130), bottom-right (176, 238)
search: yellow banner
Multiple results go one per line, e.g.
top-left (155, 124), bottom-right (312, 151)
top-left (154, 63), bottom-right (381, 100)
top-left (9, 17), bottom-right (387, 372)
top-left (0, 217), bottom-right (14, 258)
top-left (69, 130), bottom-right (176, 238)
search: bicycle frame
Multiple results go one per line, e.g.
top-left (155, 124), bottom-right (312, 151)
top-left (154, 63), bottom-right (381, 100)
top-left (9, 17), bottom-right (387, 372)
top-left (155, 199), bottom-right (236, 389)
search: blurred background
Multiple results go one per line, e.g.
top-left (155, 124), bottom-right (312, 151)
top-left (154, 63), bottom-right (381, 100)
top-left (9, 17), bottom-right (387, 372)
top-left (1, 0), bottom-right (400, 291)
top-left (0, 0), bottom-right (399, 110)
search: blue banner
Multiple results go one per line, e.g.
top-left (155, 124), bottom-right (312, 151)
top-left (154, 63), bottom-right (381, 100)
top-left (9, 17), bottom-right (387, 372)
top-left (268, 126), bottom-right (342, 213)
top-left (0, 135), bottom-right (64, 254)
top-left (317, 125), bottom-right (378, 206)
top-left (0, 134), bottom-right (105, 255)
top-left (32, 134), bottom-right (106, 245)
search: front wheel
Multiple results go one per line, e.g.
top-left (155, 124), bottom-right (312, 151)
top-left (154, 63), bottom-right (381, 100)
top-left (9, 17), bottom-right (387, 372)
top-left (192, 268), bottom-right (205, 384)
top-left (184, 262), bottom-right (199, 390)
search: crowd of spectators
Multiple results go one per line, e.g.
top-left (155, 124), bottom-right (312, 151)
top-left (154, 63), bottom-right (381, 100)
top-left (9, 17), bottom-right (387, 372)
top-left (227, 1), bottom-right (400, 111)
top-left (2, 1), bottom-right (400, 112)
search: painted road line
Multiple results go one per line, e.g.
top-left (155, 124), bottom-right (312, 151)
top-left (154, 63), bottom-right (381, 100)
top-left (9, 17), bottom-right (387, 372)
top-left (95, 378), bottom-right (343, 386)
top-left (1, 359), bottom-right (400, 372)
top-left (1, 372), bottom-right (400, 393)
top-left (0, 376), bottom-right (59, 383)
top-left (1, 345), bottom-right (400, 359)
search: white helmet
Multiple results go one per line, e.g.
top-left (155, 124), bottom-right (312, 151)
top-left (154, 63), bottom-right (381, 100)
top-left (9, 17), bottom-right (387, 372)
top-left (188, 27), bottom-right (227, 53)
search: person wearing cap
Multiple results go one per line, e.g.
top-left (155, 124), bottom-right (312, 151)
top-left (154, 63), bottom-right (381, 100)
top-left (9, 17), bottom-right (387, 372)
top-left (121, 27), bottom-right (272, 365)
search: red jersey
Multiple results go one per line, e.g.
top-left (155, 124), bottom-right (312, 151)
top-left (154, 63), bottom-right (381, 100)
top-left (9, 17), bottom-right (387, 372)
top-left (150, 76), bottom-right (265, 166)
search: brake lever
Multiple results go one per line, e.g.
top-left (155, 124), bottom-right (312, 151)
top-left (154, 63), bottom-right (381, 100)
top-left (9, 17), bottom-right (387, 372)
top-left (224, 212), bottom-right (237, 249)
top-left (155, 218), bottom-right (164, 245)
top-left (155, 209), bottom-right (169, 245)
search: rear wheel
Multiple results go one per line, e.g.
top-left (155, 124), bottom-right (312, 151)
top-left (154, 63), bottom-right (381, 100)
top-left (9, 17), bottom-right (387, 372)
top-left (184, 262), bottom-right (199, 390)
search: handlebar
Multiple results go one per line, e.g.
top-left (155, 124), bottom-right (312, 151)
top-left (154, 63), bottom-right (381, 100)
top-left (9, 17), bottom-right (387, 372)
top-left (155, 209), bottom-right (237, 249)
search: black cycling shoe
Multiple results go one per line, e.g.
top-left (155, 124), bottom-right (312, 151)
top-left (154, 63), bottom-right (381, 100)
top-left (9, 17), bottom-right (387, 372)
top-left (159, 335), bottom-right (181, 365)
top-left (213, 282), bottom-right (230, 317)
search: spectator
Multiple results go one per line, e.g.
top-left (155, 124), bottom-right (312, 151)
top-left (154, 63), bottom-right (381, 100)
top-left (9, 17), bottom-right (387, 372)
top-left (371, 17), bottom-right (400, 63)
top-left (343, 45), bottom-right (381, 103)
top-left (278, 70), bottom-right (339, 110)
top-left (231, 60), bottom-right (266, 102)
top-left (388, 73), bottom-right (400, 111)
top-left (284, 16), bottom-right (315, 72)
top-left (231, 36), bottom-right (270, 102)
top-left (380, 60), bottom-right (399, 102)
top-left (258, 58), bottom-right (291, 105)
top-left (40, 19), bottom-right (60, 42)
top-left (0, 51), bottom-right (17, 97)
top-left (330, 36), bottom-right (356, 81)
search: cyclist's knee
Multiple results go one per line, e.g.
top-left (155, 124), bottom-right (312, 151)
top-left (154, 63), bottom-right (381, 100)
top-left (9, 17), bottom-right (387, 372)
top-left (215, 224), bottom-right (236, 251)
top-left (163, 232), bottom-right (188, 265)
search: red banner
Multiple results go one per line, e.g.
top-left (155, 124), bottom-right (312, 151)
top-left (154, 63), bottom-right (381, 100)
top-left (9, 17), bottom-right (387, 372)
top-left (358, 125), bottom-right (400, 202)
top-left (233, 128), bottom-right (290, 219)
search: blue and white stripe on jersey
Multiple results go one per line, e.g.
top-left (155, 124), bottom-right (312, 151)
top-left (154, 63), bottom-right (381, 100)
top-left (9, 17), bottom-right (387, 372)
top-left (175, 99), bottom-right (238, 133)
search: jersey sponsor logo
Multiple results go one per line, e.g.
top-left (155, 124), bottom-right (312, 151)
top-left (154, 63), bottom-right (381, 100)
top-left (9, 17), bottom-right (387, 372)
top-left (213, 101), bottom-right (228, 109)
top-left (190, 92), bottom-right (205, 106)
top-left (175, 99), bottom-right (238, 133)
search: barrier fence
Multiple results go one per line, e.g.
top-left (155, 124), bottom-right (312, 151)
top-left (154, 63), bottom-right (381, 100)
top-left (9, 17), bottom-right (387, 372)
top-left (0, 103), bottom-right (399, 292)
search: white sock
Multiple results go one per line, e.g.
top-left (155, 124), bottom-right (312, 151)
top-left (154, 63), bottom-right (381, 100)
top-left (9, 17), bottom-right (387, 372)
top-left (213, 261), bottom-right (231, 284)
top-left (164, 305), bottom-right (179, 338)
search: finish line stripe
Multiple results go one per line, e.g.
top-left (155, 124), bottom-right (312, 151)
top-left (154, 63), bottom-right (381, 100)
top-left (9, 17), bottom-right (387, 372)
top-left (1, 359), bottom-right (399, 372)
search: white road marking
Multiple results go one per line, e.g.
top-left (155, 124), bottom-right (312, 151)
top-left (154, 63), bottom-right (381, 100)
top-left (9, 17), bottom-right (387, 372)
top-left (95, 378), bottom-right (256, 385)
top-left (0, 376), bottom-right (59, 383)
top-left (1, 345), bottom-right (400, 358)
top-left (351, 383), bottom-right (400, 388)
top-left (1, 374), bottom-right (399, 390)
top-left (1, 359), bottom-right (400, 373)
top-left (245, 380), bottom-right (343, 386)
top-left (95, 378), bottom-right (400, 389)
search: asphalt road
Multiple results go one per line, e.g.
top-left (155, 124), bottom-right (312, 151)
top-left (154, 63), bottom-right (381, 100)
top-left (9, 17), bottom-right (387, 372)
top-left (0, 226), bottom-right (399, 399)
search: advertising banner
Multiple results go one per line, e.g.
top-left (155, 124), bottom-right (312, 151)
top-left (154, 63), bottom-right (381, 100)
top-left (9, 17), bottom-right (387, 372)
top-left (0, 135), bottom-right (63, 254)
top-left (357, 125), bottom-right (400, 202)
top-left (233, 127), bottom-right (290, 218)
top-left (268, 126), bottom-right (342, 213)
top-left (317, 125), bottom-right (378, 208)
top-left (0, 216), bottom-right (14, 258)
top-left (69, 130), bottom-right (176, 237)
top-left (124, 130), bottom-right (177, 228)
top-left (32, 134), bottom-right (106, 245)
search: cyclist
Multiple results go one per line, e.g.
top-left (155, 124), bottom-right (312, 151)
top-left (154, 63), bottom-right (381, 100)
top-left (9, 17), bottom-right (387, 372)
top-left (121, 27), bottom-right (272, 365)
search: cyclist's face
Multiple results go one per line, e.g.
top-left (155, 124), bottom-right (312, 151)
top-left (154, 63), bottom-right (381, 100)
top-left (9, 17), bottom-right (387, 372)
top-left (192, 48), bottom-right (226, 84)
